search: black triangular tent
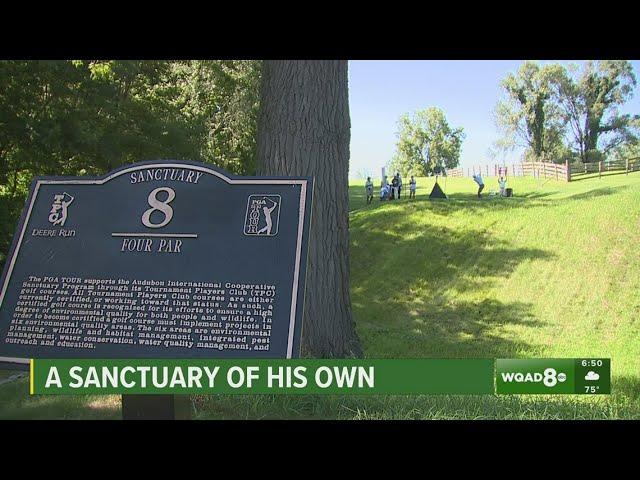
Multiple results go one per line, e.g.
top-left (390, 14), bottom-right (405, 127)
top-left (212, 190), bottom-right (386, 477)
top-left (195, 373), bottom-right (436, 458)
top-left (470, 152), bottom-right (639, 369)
top-left (429, 180), bottom-right (447, 199)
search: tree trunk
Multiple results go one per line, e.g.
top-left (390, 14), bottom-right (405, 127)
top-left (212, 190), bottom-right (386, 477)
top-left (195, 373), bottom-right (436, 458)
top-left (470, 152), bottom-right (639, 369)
top-left (256, 60), bottom-right (362, 358)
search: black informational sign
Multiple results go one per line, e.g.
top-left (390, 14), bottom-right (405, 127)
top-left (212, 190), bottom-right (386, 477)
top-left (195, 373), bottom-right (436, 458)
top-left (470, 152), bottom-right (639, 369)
top-left (0, 161), bottom-right (312, 367)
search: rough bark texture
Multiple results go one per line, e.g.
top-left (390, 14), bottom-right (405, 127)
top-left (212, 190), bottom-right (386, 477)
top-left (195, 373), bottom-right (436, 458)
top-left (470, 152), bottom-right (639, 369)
top-left (256, 60), bottom-right (362, 358)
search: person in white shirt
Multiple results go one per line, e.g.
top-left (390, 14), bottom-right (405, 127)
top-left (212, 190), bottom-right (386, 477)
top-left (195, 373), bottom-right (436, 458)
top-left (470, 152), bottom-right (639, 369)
top-left (498, 176), bottom-right (507, 196)
top-left (472, 173), bottom-right (485, 198)
top-left (380, 183), bottom-right (390, 201)
top-left (365, 177), bottom-right (374, 204)
top-left (409, 176), bottom-right (417, 199)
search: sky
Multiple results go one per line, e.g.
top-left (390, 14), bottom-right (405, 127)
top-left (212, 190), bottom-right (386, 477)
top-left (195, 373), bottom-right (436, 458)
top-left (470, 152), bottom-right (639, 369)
top-left (348, 60), bottom-right (640, 178)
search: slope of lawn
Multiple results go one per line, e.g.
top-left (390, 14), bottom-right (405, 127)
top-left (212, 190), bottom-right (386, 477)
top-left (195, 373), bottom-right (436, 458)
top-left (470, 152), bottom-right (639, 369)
top-left (1, 172), bottom-right (639, 419)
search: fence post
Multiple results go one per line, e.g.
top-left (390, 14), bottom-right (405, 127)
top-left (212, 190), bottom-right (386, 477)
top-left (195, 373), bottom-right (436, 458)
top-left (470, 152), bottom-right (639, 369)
top-left (565, 160), bottom-right (570, 182)
top-left (626, 159), bottom-right (629, 175)
top-left (599, 161), bottom-right (602, 178)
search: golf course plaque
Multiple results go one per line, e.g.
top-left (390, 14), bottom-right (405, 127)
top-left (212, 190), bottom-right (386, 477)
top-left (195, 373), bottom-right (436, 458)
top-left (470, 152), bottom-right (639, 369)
top-left (0, 161), bottom-right (313, 368)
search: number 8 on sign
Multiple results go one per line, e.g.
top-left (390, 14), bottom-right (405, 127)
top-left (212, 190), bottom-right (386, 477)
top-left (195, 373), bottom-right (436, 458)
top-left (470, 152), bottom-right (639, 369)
top-left (142, 187), bottom-right (175, 228)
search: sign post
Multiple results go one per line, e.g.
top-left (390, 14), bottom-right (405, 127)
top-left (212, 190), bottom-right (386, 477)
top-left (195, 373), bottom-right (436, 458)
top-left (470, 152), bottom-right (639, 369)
top-left (0, 160), bottom-right (313, 419)
top-left (121, 394), bottom-right (191, 420)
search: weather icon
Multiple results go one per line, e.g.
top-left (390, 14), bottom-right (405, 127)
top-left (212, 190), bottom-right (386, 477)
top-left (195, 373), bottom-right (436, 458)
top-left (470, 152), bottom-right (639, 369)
top-left (585, 371), bottom-right (600, 381)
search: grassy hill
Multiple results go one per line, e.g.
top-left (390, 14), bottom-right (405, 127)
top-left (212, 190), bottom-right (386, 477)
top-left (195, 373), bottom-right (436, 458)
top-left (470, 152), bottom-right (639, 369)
top-left (1, 172), bottom-right (639, 419)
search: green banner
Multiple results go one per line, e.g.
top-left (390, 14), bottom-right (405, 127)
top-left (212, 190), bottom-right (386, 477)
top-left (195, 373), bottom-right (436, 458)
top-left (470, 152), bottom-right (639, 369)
top-left (496, 358), bottom-right (611, 394)
top-left (29, 358), bottom-right (611, 395)
top-left (30, 359), bottom-right (494, 395)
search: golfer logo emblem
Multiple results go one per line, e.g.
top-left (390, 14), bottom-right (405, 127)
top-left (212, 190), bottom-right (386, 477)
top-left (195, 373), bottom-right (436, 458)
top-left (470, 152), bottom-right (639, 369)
top-left (48, 193), bottom-right (74, 227)
top-left (244, 195), bottom-right (281, 236)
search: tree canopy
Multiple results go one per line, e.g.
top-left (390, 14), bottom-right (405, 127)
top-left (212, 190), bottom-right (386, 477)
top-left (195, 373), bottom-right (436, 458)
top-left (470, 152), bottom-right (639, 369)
top-left (494, 61), bottom-right (568, 163)
top-left (557, 60), bottom-right (639, 163)
top-left (495, 60), bottom-right (639, 164)
top-left (390, 107), bottom-right (465, 176)
top-left (0, 60), bottom-right (261, 184)
top-left (0, 60), bottom-right (261, 268)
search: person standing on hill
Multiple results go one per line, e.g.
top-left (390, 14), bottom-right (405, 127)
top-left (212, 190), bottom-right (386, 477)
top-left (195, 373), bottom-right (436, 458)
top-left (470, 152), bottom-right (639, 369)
top-left (397, 172), bottom-right (403, 199)
top-left (472, 173), bottom-right (485, 198)
top-left (409, 176), bottom-right (416, 199)
top-left (391, 174), bottom-right (399, 200)
top-left (498, 176), bottom-right (507, 197)
top-left (365, 177), bottom-right (374, 204)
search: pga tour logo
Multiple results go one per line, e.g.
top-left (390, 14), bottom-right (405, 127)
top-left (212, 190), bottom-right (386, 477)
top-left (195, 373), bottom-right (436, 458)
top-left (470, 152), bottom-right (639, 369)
top-left (48, 193), bottom-right (74, 227)
top-left (244, 195), bottom-right (281, 236)
top-left (501, 368), bottom-right (567, 388)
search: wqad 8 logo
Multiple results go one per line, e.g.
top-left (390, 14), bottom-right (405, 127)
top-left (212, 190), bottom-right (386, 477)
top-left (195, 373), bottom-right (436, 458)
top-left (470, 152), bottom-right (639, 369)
top-left (500, 366), bottom-right (567, 388)
top-left (542, 368), bottom-right (567, 387)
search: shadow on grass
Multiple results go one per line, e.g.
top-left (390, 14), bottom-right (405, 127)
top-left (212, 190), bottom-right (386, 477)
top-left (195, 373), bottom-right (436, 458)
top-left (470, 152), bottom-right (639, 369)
top-left (350, 182), bottom-right (629, 217)
top-left (0, 377), bottom-right (120, 420)
top-left (349, 207), bottom-right (554, 358)
top-left (564, 185), bottom-right (630, 201)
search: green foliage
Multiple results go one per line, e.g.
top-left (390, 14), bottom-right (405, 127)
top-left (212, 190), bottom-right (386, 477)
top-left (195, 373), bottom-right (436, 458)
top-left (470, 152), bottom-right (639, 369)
top-left (496, 60), bottom-right (639, 164)
top-left (494, 61), bottom-right (566, 162)
top-left (611, 133), bottom-right (640, 162)
top-left (558, 61), bottom-right (639, 163)
top-left (172, 60), bottom-right (261, 175)
top-left (0, 60), bottom-right (261, 178)
top-left (0, 60), bottom-right (262, 270)
top-left (389, 107), bottom-right (464, 176)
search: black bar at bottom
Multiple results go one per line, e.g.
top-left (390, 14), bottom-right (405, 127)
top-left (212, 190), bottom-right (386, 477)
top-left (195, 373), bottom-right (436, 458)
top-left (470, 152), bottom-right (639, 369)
top-left (121, 395), bottom-right (192, 420)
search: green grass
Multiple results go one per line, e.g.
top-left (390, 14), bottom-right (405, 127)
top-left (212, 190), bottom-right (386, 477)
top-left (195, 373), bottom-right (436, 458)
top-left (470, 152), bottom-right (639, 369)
top-left (2, 173), bottom-right (640, 419)
top-left (0, 376), bottom-right (120, 420)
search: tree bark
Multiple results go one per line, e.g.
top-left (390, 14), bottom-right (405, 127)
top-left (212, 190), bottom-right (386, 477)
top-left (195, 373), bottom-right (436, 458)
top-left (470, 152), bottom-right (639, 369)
top-left (256, 60), bottom-right (362, 358)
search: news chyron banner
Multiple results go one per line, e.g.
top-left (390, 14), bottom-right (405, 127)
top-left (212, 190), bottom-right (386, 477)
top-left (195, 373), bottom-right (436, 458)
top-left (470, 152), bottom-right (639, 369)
top-left (27, 358), bottom-right (611, 395)
top-left (0, 161), bottom-right (312, 366)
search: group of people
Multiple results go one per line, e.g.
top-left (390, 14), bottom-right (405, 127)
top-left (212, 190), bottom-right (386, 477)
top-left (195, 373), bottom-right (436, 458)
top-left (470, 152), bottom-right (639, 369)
top-left (365, 171), bottom-right (510, 203)
top-left (365, 172), bottom-right (417, 204)
top-left (472, 173), bottom-right (509, 198)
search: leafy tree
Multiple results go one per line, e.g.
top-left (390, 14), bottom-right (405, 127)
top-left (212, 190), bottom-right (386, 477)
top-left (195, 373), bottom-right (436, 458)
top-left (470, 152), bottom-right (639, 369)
top-left (557, 61), bottom-right (638, 163)
top-left (494, 61), bottom-right (567, 163)
top-left (0, 60), bottom-right (262, 180)
top-left (390, 107), bottom-right (464, 176)
top-left (0, 59), bottom-right (262, 270)
top-left (610, 119), bottom-right (640, 162)
top-left (174, 60), bottom-right (261, 175)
